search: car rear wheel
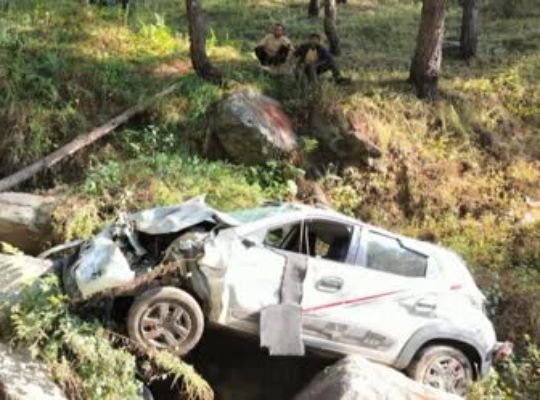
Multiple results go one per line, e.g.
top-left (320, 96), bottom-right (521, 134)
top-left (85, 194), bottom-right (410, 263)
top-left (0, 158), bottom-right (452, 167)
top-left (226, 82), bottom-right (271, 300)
top-left (127, 287), bottom-right (204, 356)
top-left (407, 345), bottom-right (473, 396)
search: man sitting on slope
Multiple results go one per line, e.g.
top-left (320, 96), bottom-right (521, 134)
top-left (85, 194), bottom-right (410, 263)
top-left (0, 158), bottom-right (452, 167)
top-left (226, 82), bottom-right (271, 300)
top-left (255, 23), bottom-right (294, 71)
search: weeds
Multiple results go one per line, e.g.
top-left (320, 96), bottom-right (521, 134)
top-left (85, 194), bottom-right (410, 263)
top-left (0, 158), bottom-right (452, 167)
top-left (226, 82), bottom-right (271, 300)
top-left (52, 153), bottom-right (272, 241)
top-left (469, 336), bottom-right (540, 400)
top-left (9, 275), bottom-right (213, 400)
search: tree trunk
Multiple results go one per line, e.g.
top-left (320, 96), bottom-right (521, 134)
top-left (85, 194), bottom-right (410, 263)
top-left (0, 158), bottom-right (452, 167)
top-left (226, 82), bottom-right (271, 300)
top-left (460, 0), bottom-right (479, 59)
top-left (308, 0), bottom-right (319, 17)
top-left (409, 0), bottom-right (447, 100)
top-left (185, 0), bottom-right (221, 82)
top-left (324, 0), bottom-right (340, 56)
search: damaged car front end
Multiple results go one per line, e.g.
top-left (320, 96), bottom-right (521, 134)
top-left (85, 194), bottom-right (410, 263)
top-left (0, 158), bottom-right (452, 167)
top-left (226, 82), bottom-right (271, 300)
top-left (59, 196), bottom-right (235, 300)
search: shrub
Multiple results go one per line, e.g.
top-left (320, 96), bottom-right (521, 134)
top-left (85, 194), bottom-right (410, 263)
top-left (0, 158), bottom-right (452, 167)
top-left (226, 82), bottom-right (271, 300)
top-left (9, 275), bottom-right (213, 400)
top-left (469, 337), bottom-right (540, 400)
top-left (52, 153), bottom-right (270, 241)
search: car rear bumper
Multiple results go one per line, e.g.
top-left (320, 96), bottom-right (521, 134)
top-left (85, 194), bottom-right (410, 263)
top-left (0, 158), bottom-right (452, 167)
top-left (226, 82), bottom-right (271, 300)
top-left (481, 341), bottom-right (513, 377)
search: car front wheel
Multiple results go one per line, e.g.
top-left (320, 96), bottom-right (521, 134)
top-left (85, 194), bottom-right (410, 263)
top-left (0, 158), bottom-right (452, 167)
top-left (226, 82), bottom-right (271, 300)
top-left (407, 345), bottom-right (473, 396)
top-left (127, 287), bottom-right (204, 356)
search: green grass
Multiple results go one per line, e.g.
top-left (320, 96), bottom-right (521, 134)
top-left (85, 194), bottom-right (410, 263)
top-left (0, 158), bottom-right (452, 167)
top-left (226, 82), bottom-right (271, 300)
top-left (52, 152), bottom-right (273, 241)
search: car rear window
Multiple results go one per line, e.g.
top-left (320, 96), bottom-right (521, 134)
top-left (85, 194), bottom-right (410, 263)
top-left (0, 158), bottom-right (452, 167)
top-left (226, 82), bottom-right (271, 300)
top-left (366, 232), bottom-right (428, 278)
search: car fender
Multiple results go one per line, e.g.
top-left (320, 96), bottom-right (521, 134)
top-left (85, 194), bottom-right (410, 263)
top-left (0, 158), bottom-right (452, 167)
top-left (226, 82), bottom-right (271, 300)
top-left (394, 324), bottom-right (487, 372)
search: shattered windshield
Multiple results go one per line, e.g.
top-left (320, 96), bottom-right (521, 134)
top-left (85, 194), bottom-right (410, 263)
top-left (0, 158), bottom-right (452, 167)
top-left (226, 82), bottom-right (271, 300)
top-left (228, 204), bottom-right (296, 223)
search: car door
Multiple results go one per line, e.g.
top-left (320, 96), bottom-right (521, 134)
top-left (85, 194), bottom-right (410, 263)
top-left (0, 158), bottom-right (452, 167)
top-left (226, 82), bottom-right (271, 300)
top-left (301, 228), bottom-right (439, 365)
top-left (216, 218), bottom-right (307, 331)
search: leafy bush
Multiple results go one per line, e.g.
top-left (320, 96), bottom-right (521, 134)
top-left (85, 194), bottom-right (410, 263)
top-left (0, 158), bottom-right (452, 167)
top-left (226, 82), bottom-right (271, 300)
top-left (469, 337), bottom-right (540, 400)
top-left (9, 275), bottom-right (213, 400)
top-left (245, 161), bottom-right (303, 200)
top-left (492, 268), bottom-right (540, 343)
top-left (498, 337), bottom-right (540, 400)
top-left (53, 153), bottom-right (268, 241)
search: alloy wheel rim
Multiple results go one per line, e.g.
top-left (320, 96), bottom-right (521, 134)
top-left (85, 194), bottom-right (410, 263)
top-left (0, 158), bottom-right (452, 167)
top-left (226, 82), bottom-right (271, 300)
top-left (140, 301), bottom-right (192, 349)
top-left (422, 355), bottom-right (469, 396)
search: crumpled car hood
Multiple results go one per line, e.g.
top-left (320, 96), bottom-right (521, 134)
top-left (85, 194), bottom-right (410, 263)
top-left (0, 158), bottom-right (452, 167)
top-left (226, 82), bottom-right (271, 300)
top-left (71, 196), bottom-right (240, 298)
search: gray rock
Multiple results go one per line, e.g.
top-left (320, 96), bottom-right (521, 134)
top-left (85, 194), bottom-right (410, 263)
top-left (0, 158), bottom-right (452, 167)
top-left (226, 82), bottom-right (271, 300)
top-left (0, 192), bottom-right (56, 255)
top-left (0, 255), bottom-right (63, 399)
top-left (0, 342), bottom-right (67, 400)
top-left (208, 89), bottom-right (298, 165)
top-left (0, 254), bottom-right (54, 337)
top-left (294, 356), bottom-right (461, 400)
top-left (309, 110), bottom-right (382, 168)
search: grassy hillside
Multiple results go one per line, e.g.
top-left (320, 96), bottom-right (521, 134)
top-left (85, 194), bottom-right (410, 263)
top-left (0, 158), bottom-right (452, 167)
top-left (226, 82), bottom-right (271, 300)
top-left (1, 0), bottom-right (539, 398)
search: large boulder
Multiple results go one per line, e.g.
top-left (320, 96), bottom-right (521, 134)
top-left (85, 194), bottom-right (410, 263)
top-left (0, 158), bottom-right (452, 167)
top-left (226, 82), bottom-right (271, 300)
top-left (0, 192), bottom-right (56, 255)
top-left (309, 109), bottom-right (382, 168)
top-left (0, 254), bottom-right (63, 399)
top-left (294, 356), bottom-right (460, 400)
top-left (208, 89), bottom-right (298, 165)
top-left (0, 342), bottom-right (67, 400)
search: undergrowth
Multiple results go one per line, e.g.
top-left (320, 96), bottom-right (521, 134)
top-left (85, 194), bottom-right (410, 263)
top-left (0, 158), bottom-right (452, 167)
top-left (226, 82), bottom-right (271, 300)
top-left (468, 336), bottom-right (540, 400)
top-left (8, 274), bottom-right (213, 400)
top-left (52, 152), bottom-right (276, 241)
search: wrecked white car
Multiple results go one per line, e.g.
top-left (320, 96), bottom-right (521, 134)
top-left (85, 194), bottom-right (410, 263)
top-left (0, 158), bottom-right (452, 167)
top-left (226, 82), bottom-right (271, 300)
top-left (45, 196), bottom-right (511, 396)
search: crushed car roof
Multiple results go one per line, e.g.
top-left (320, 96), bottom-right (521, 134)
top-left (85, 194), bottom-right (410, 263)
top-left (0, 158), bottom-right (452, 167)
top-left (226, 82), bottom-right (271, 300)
top-left (131, 195), bottom-right (242, 234)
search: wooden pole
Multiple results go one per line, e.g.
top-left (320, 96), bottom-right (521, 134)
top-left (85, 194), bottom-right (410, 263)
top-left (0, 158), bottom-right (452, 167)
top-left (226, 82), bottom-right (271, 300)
top-left (0, 83), bottom-right (180, 192)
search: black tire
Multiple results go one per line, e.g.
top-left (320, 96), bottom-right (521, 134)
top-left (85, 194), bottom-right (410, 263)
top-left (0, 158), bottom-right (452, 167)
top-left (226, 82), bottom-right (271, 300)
top-left (127, 287), bottom-right (204, 356)
top-left (407, 345), bottom-right (473, 396)
top-left (140, 384), bottom-right (154, 400)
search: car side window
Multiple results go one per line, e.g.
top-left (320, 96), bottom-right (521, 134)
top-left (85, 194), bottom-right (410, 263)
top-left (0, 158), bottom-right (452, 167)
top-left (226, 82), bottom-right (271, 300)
top-left (366, 232), bottom-right (427, 277)
top-left (263, 223), bottom-right (300, 249)
top-left (305, 220), bottom-right (353, 263)
top-left (254, 219), bottom-right (354, 263)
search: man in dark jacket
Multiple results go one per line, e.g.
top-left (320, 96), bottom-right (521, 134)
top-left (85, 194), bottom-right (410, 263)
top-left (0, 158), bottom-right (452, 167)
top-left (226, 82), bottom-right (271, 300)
top-left (294, 33), bottom-right (349, 84)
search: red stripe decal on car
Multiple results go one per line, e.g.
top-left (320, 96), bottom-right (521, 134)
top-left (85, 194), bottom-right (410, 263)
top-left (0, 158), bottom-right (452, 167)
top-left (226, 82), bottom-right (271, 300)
top-left (303, 289), bottom-right (404, 313)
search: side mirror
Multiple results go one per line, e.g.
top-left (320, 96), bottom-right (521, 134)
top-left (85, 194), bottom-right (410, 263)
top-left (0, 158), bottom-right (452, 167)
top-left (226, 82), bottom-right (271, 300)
top-left (241, 238), bottom-right (256, 249)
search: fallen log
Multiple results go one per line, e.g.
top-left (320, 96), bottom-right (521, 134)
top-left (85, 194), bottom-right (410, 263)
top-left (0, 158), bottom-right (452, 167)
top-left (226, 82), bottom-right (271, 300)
top-left (0, 82), bottom-right (180, 192)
